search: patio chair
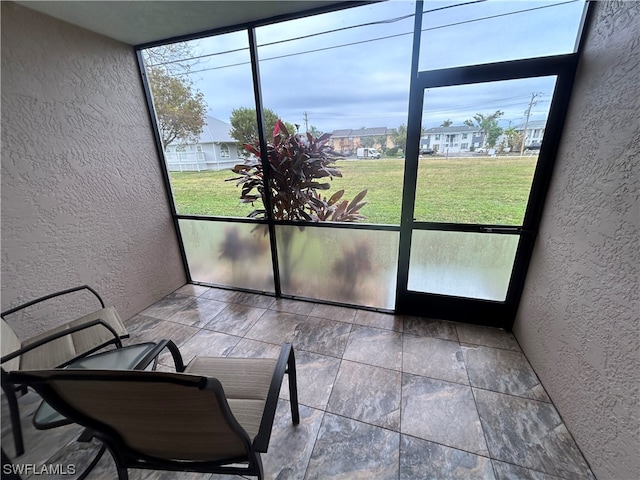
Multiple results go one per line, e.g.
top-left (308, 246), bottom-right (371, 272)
top-left (1, 285), bottom-right (128, 456)
top-left (10, 343), bottom-right (299, 480)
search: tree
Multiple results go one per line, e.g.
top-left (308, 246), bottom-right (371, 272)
top-left (147, 67), bottom-right (207, 148)
top-left (440, 119), bottom-right (453, 127)
top-left (229, 107), bottom-right (296, 152)
top-left (503, 126), bottom-right (523, 152)
top-left (141, 42), bottom-right (200, 76)
top-left (390, 124), bottom-right (407, 151)
top-left (308, 125), bottom-right (324, 137)
top-left (467, 111), bottom-right (504, 150)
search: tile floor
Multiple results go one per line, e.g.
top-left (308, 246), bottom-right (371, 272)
top-left (2, 284), bottom-right (596, 480)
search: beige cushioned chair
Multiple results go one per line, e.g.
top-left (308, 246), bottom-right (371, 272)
top-left (10, 343), bottom-right (299, 480)
top-left (1, 285), bottom-right (128, 456)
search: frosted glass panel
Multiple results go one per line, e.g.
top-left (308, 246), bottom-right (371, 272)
top-left (408, 231), bottom-right (519, 301)
top-left (276, 226), bottom-right (399, 309)
top-left (179, 219), bottom-right (274, 292)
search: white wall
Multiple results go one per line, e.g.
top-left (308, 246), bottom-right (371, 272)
top-left (513, 2), bottom-right (639, 479)
top-left (1, 2), bottom-right (186, 337)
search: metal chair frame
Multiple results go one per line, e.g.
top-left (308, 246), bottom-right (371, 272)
top-left (10, 343), bottom-right (299, 480)
top-left (1, 285), bottom-right (129, 456)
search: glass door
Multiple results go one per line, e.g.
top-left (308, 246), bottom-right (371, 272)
top-left (396, 60), bottom-right (577, 327)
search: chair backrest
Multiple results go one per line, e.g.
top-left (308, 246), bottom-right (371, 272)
top-left (10, 369), bottom-right (253, 462)
top-left (1, 319), bottom-right (21, 371)
top-left (2, 306), bottom-right (127, 371)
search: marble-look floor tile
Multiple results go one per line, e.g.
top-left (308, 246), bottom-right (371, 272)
top-left (456, 323), bottom-right (521, 351)
top-left (198, 287), bottom-right (241, 303)
top-left (160, 329), bottom-right (241, 366)
top-left (228, 291), bottom-right (275, 309)
top-left (279, 349), bottom-right (341, 410)
top-left (173, 284), bottom-right (212, 297)
top-left (270, 298), bottom-right (317, 316)
top-left (123, 314), bottom-right (199, 348)
top-left (400, 435), bottom-right (495, 480)
top-left (2, 392), bottom-right (83, 465)
top-left (228, 338), bottom-right (283, 359)
top-left (327, 360), bottom-right (401, 431)
top-left (32, 437), bottom-right (119, 480)
top-left (463, 346), bottom-right (549, 401)
top-left (167, 296), bottom-right (228, 328)
top-left (262, 401), bottom-right (324, 480)
top-left (343, 325), bottom-right (403, 370)
top-left (138, 293), bottom-right (196, 320)
top-left (403, 316), bottom-right (458, 341)
top-left (492, 460), bottom-right (566, 480)
top-left (136, 471), bottom-right (214, 480)
top-left (474, 389), bottom-right (594, 480)
top-left (403, 335), bottom-right (468, 385)
top-left (244, 310), bottom-right (307, 345)
top-left (305, 413), bottom-right (399, 480)
top-left (292, 316), bottom-right (352, 357)
top-left (401, 374), bottom-right (488, 456)
top-left (353, 310), bottom-right (403, 332)
top-left (308, 303), bottom-right (357, 323)
top-left (203, 303), bottom-right (266, 336)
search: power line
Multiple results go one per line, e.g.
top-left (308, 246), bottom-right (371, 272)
top-left (421, 0), bottom-right (579, 32)
top-left (148, 0), bottom-right (578, 73)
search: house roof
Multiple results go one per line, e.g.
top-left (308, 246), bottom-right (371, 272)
top-left (423, 126), bottom-right (480, 135)
top-left (331, 127), bottom-right (389, 138)
top-left (172, 115), bottom-right (235, 146)
top-left (515, 119), bottom-right (547, 130)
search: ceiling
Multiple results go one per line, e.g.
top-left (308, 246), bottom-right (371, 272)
top-left (16, 1), bottom-right (353, 46)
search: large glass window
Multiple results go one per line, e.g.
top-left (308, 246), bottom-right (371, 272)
top-left (139, 0), bottom-right (588, 320)
top-left (419, 0), bottom-right (585, 71)
top-left (141, 31), bottom-right (258, 217)
top-left (415, 77), bottom-right (556, 225)
top-left (255, 1), bottom-right (415, 225)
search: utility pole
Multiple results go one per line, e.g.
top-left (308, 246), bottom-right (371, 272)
top-left (520, 92), bottom-right (540, 156)
top-left (303, 111), bottom-right (309, 133)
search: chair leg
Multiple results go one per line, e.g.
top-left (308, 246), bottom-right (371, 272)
top-left (287, 347), bottom-right (300, 425)
top-left (1, 378), bottom-right (24, 457)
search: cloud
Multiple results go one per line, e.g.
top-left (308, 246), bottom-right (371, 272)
top-left (180, 0), bottom-right (583, 133)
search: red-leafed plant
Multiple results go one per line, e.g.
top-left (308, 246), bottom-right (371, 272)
top-left (229, 120), bottom-right (367, 222)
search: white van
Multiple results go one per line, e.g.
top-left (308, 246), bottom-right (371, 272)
top-left (356, 148), bottom-right (381, 159)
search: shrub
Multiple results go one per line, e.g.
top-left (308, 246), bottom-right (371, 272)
top-left (229, 120), bottom-right (367, 222)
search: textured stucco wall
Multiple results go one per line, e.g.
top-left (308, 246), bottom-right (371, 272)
top-left (1, 2), bottom-right (186, 337)
top-left (513, 2), bottom-right (639, 479)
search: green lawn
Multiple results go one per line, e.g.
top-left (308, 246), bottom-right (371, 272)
top-left (169, 156), bottom-right (538, 225)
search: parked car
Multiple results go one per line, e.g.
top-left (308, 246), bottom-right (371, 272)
top-left (524, 143), bottom-right (542, 151)
top-left (420, 148), bottom-right (434, 155)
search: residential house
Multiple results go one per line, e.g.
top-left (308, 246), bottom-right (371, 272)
top-left (330, 127), bottom-right (393, 154)
top-left (421, 125), bottom-right (483, 154)
top-left (516, 119), bottom-right (547, 148)
top-left (165, 115), bottom-right (240, 171)
top-left (1, 2), bottom-right (637, 479)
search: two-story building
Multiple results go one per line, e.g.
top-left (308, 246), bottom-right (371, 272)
top-left (420, 125), bottom-right (483, 154)
top-left (516, 119), bottom-right (547, 148)
top-left (330, 127), bottom-right (393, 155)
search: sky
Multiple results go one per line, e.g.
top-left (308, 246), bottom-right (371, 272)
top-left (146, 0), bottom-right (586, 135)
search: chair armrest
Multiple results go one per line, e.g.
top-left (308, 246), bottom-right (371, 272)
top-left (0, 319), bottom-right (121, 366)
top-left (253, 343), bottom-right (298, 452)
top-left (132, 339), bottom-right (186, 372)
top-left (1, 285), bottom-right (105, 318)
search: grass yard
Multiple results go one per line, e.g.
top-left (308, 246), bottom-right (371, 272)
top-left (169, 156), bottom-right (538, 225)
